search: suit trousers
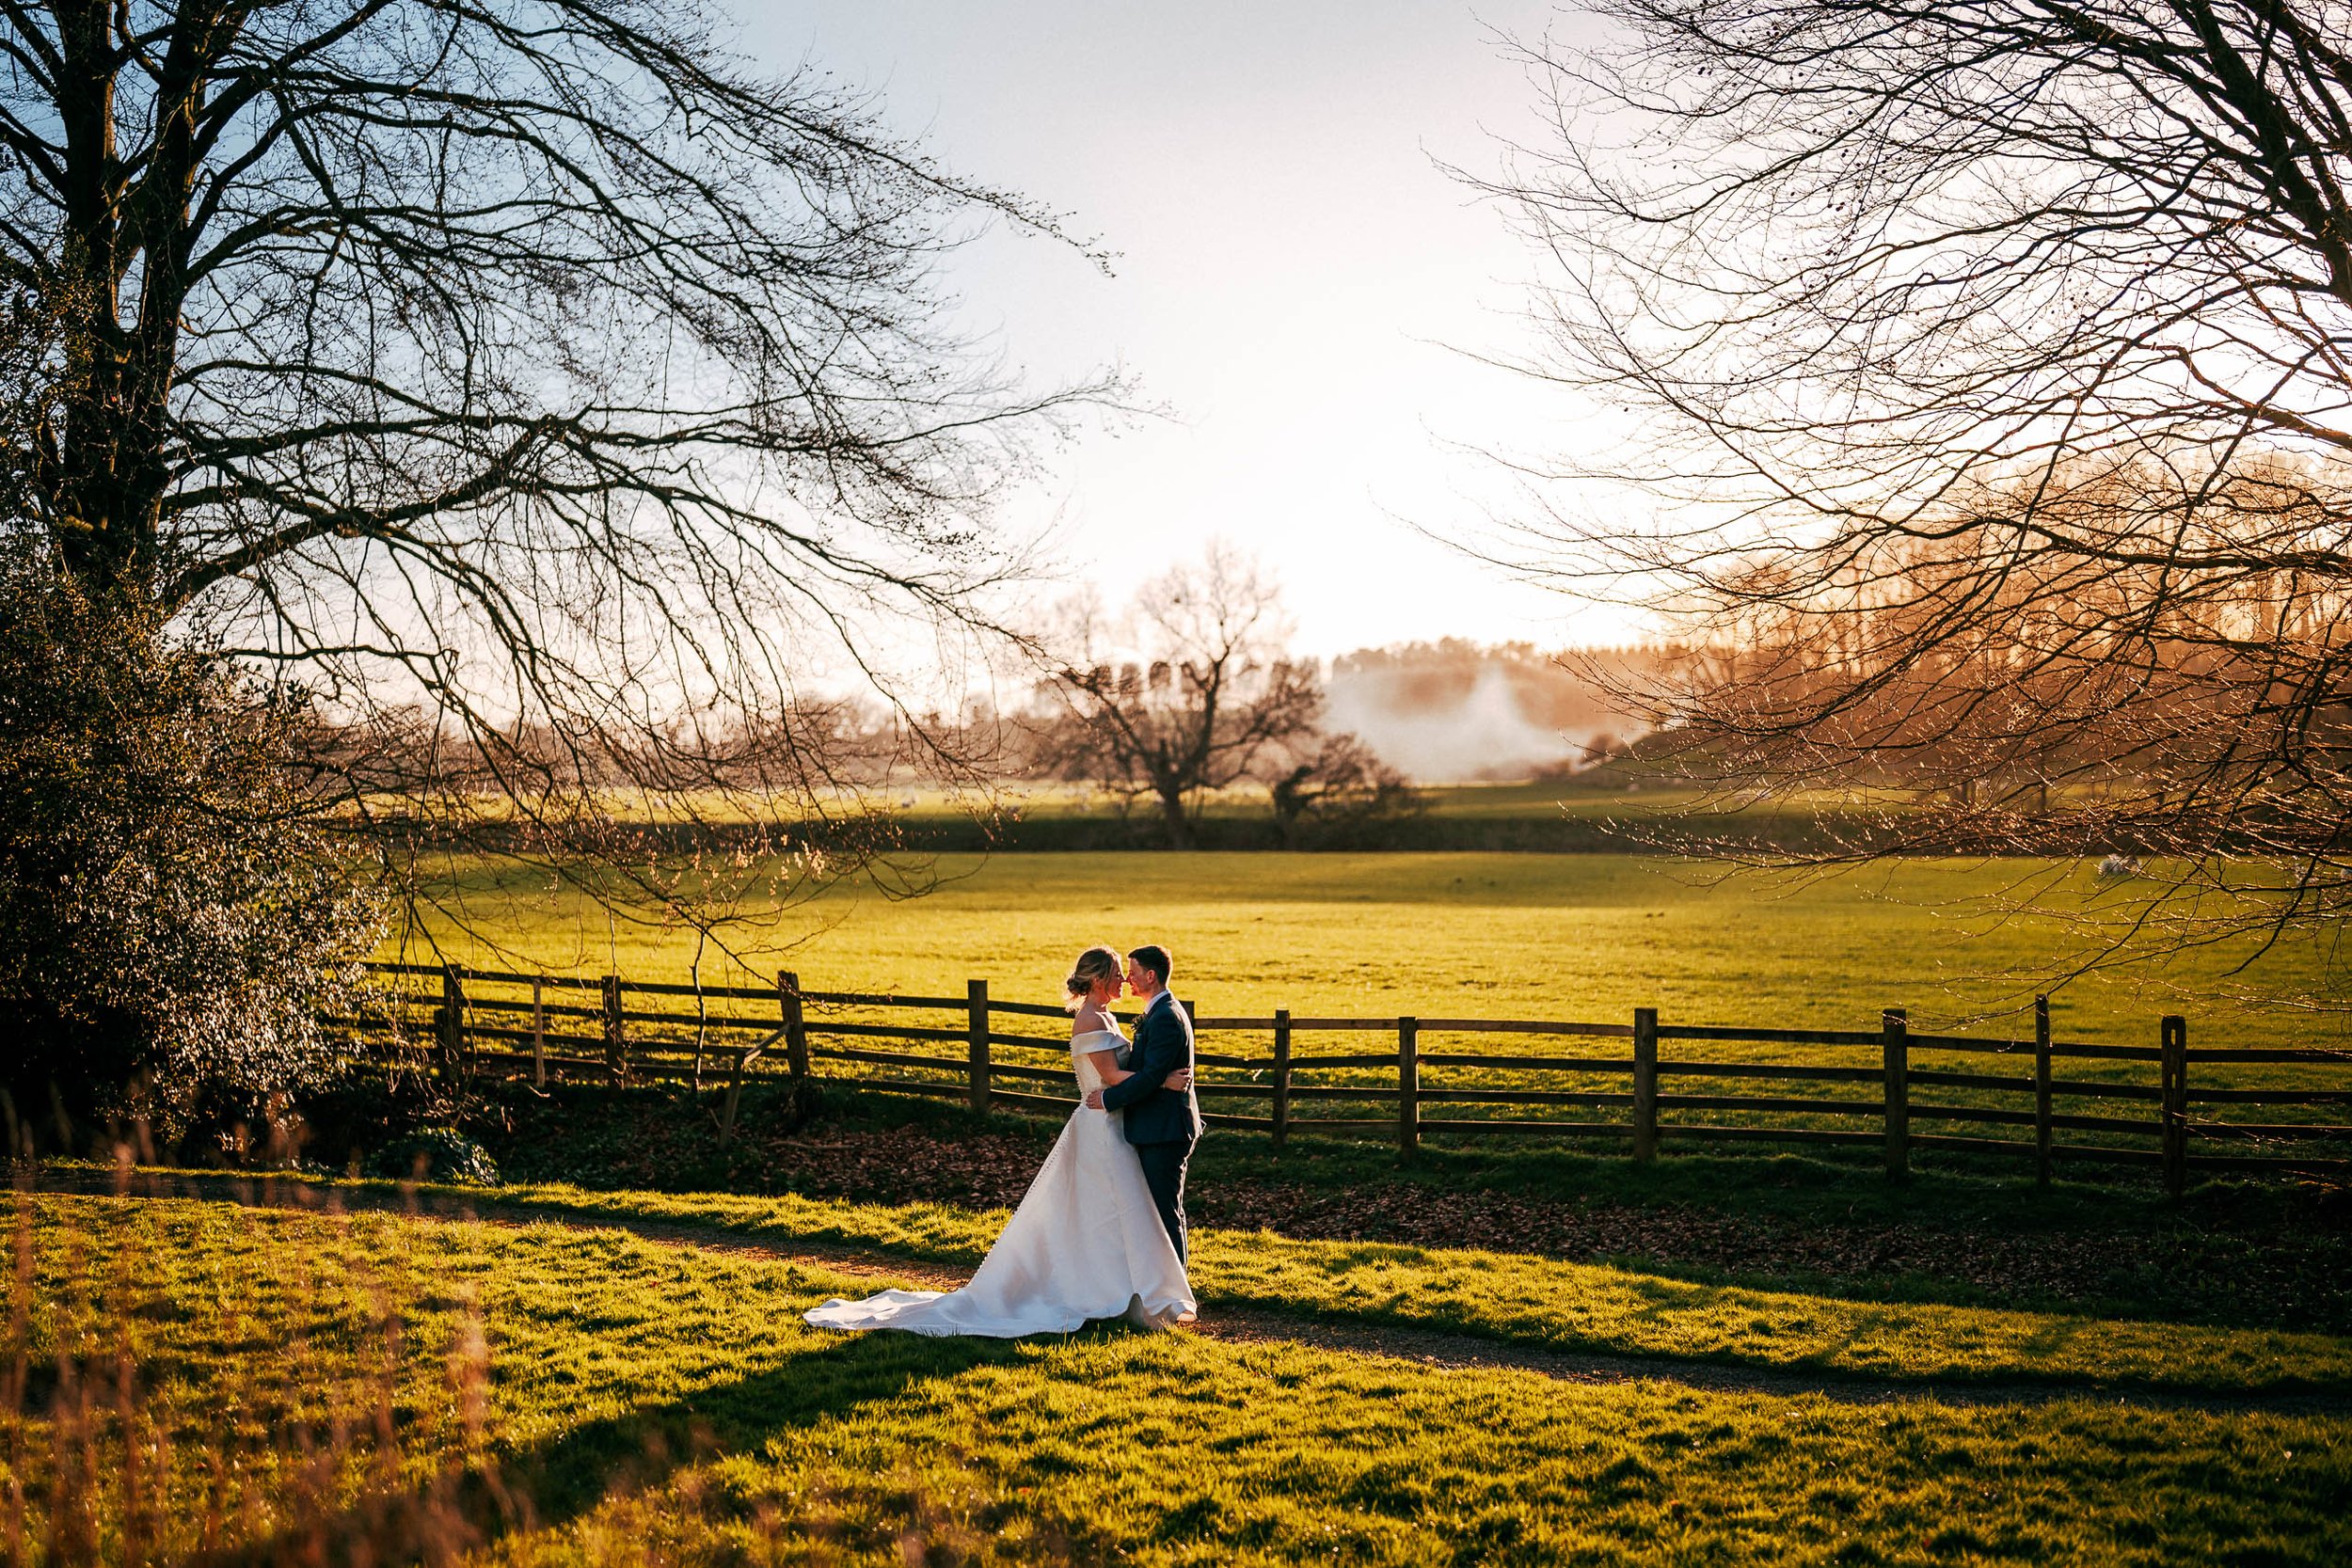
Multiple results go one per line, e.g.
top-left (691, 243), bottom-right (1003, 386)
top-left (1134, 1137), bottom-right (1195, 1264)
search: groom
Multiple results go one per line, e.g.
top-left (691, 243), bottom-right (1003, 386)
top-left (1084, 943), bottom-right (1203, 1261)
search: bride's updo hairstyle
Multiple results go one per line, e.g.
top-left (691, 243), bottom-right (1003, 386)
top-left (1063, 944), bottom-right (1123, 1012)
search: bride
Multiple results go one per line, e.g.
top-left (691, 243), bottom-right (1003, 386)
top-left (803, 945), bottom-right (1199, 1336)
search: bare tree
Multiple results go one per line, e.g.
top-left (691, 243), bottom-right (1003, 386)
top-left (1473, 1), bottom-right (2352, 985)
top-left (0, 1), bottom-right (1111, 967)
top-left (1037, 546), bottom-right (1321, 847)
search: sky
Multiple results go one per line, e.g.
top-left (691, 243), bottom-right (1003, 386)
top-left (749, 2), bottom-right (1637, 659)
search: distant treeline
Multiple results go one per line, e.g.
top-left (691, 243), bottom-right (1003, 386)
top-left (883, 808), bottom-right (1817, 855)
top-left (361, 786), bottom-right (2173, 858)
top-left (882, 797), bottom-right (2159, 857)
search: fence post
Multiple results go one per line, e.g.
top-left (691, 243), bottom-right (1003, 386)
top-left (712, 972), bottom-right (761, 1144)
top-left (1398, 1015), bottom-right (1420, 1161)
top-left (437, 965), bottom-right (466, 1084)
top-left (532, 975), bottom-right (546, 1091)
top-left (1632, 1006), bottom-right (1659, 1164)
top-left (780, 970), bottom-right (814, 1109)
top-left (1271, 1008), bottom-right (1292, 1152)
top-left (1882, 1007), bottom-right (1909, 1180)
top-left (968, 979), bottom-right (991, 1115)
top-left (601, 974), bottom-right (625, 1079)
top-left (721, 1040), bottom-right (746, 1146)
top-left (2033, 995), bottom-right (2052, 1188)
top-left (1181, 996), bottom-right (1200, 1109)
top-left (2161, 1014), bottom-right (2188, 1198)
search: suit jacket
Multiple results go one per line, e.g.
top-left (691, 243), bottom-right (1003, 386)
top-left (1101, 990), bottom-right (1202, 1146)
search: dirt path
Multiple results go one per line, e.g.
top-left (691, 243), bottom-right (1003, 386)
top-left (40, 1170), bottom-right (2352, 1418)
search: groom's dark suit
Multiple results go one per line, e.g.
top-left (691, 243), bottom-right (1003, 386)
top-left (1101, 990), bottom-right (1203, 1261)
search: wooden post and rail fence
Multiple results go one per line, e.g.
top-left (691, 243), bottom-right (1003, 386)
top-left (339, 960), bottom-right (2352, 1189)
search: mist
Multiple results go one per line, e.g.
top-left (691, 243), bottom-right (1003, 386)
top-left (1323, 641), bottom-right (1658, 784)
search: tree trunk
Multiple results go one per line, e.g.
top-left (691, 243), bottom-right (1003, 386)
top-left (1156, 785), bottom-right (1191, 849)
top-left (1271, 768), bottom-right (1308, 849)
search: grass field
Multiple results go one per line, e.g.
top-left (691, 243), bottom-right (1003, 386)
top-left (450, 1081), bottom-right (2352, 1335)
top-left (422, 1180), bottom-right (2352, 1394)
top-left (395, 851), bottom-right (2344, 1046)
top-left (103, 816), bottom-right (2352, 1561)
top-left (378, 851), bottom-right (2352, 1168)
top-left (19, 1184), bottom-right (2352, 1565)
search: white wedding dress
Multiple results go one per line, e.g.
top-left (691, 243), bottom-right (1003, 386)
top-left (803, 1022), bottom-right (1197, 1336)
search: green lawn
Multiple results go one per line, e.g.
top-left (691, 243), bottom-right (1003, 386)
top-left (395, 851), bottom-right (2342, 1046)
top-left (380, 852), bottom-right (2352, 1167)
top-left (430, 1079), bottom-right (2352, 1334)
top-left (16, 1187), bottom-right (2350, 1566)
top-left (394, 1178), bottom-right (2352, 1395)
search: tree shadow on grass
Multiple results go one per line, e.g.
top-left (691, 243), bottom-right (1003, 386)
top-left (72, 1171), bottom-right (2352, 1406)
top-left (74, 1160), bottom-right (2352, 1338)
top-left (194, 1329), bottom-right (1018, 1568)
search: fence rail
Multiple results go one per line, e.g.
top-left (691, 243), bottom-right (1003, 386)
top-left (339, 962), bottom-right (2352, 1190)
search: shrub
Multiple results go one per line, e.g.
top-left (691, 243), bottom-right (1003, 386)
top-left (365, 1126), bottom-right (502, 1187)
top-left (0, 564), bottom-right (383, 1148)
